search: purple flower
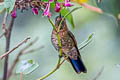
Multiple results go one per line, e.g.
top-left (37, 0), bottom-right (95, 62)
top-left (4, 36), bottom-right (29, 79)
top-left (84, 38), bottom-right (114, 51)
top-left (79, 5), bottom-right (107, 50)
top-left (49, 0), bottom-right (53, 3)
top-left (43, 1), bottom-right (52, 18)
top-left (63, 0), bottom-right (73, 7)
top-left (55, 2), bottom-right (61, 12)
top-left (11, 9), bottom-right (16, 18)
top-left (32, 8), bottom-right (39, 15)
top-left (43, 3), bottom-right (50, 16)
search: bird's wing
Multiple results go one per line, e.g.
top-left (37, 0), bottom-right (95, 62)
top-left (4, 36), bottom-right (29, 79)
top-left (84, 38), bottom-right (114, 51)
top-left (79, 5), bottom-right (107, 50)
top-left (68, 31), bottom-right (80, 56)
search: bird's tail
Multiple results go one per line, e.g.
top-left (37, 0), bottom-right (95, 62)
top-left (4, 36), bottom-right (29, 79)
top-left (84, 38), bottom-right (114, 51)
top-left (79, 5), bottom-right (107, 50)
top-left (68, 56), bottom-right (87, 74)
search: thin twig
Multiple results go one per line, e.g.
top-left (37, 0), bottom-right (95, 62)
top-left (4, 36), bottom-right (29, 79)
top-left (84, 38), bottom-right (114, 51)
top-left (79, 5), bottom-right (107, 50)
top-left (92, 67), bottom-right (104, 80)
top-left (20, 72), bottom-right (23, 80)
top-left (81, 3), bottom-right (103, 14)
top-left (24, 45), bottom-right (44, 54)
top-left (79, 32), bottom-right (94, 50)
top-left (7, 38), bottom-right (39, 78)
top-left (59, 56), bottom-right (68, 66)
top-left (0, 37), bottom-right (30, 59)
top-left (79, 39), bottom-right (92, 50)
top-left (37, 58), bottom-right (61, 80)
top-left (38, 56), bottom-right (68, 80)
top-left (2, 12), bottom-right (8, 35)
top-left (0, 32), bottom-right (5, 39)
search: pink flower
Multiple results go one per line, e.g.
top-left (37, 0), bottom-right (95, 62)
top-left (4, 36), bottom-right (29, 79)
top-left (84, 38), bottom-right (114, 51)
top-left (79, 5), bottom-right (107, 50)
top-left (43, 3), bottom-right (50, 16)
top-left (11, 9), bottom-right (16, 18)
top-left (43, 0), bottom-right (53, 18)
top-left (32, 8), bottom-right (39, 15)
top-left (49, 0), bottom-right (53, 3)
top-left (63, 0), bottom-right (73, 7)
top-left (55, 2), bottom-right (61, 12)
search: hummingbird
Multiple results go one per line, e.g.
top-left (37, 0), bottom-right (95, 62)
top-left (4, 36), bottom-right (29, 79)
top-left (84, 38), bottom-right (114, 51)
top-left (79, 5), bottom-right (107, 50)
top-left (51, 15), bottom-right (87, 74)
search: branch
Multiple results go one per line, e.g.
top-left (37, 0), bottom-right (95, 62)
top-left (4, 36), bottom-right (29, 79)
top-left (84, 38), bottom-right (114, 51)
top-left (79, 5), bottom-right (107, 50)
top-left (0, 37), bottom-right (30, 59)
top-left (3, 17), bottom-right (15, 80)
top-left (0, 32), bottom-right (5, 39)
top-left (92, 67), bottom-right (104, 80)
top-left (7, 38), bottom-right (39, 78)
top-left (79, 40), bottom-right (92, 50)
top-left (20, 72), bottom-right (23, 80)
top-left (2, 12), bottom-right (8, 36)
top-left (79, 32), bottom-right (94, 50)
top-left (59, 56), bottom-right (68, 66)
top-left (81, 3), bottom-right (103, 14)
top-left (37, 58), bottom-right (61, 80)
top-left (37, 56), bottom-right (68, 80)
top-left (23, 45), bottom-right (44, 54)
top-left (71, 0), bottom-right (103, 14)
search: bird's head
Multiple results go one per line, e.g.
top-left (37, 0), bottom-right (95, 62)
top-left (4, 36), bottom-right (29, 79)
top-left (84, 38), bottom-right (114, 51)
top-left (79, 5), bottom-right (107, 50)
top-left (55, 15), bottom-right (66, 30)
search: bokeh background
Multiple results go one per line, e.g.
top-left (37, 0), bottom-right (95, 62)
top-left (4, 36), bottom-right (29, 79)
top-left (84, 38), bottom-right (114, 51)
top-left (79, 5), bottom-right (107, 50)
top-left (0, 0), bottom-right (120, 80)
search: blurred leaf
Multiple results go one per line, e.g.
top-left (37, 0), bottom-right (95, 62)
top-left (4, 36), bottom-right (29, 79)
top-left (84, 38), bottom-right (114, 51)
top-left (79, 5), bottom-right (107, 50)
top-left (61, 8), bottom-right (75, 28)
top-left (95, 0), bottom-right (120, 17)
top-left (78, 32), bottom-right (94, 50)
top-left (72, 0), bottom-right (88, 4)
top-left (46, 0), bottom-right (62, 8)
top-left (116, 64), bottom-right (120, 68)
top-left (86, 32), bottom-right (94, 42)
top-left (16, 59), bottom-right (39, 75)
top-left (50, 2), bottom-right (55, 8)
top-left (42, 0), bottom-right (62, 2)
top-left (0, 3), bottom-right (5, 14)
top-left (95, 0), bottom-right (120, 26)
top-left (91, 67), bottom-right (104, 80)
top-left (4, 0), bottom-right (16, 13)
top-left (61, 7), bottom-right (81, 28)
top-left (42, 0), bottom-right (48, 2)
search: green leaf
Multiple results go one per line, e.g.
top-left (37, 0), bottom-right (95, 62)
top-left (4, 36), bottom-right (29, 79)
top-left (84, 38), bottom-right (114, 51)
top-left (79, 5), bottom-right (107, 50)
top-left (60, 7), bottom-right (82, 29)
top-left (0, 3), bottom-right (5, 14)
top-left (95, 0), bottom-right (119, 17)
top-left (42, 0), bottom-right (49, 2)
top-left (4, 0), bottom-right (16, 13)
top-left (86, 32), bottom-right (94, 42)
top-left (50, 2), bottom-right (55, 8)
top-left (16, 59), bottom-right (39, 75)
top-left (61, 8), bottom-right (75, 28)
top-left (78, 32), bottom-right (94, 50)
top-left (57, 7), bottom-right (81, 32)
top-left (63, 7), bottom-right (82, 18)
top-left (95, 0), bottom-right (120, 26)
top-left (42, 0), bottom-right (62, 2)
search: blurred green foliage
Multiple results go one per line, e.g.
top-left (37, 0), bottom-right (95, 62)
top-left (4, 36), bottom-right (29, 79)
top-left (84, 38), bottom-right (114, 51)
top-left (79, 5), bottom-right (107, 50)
top-left (61, 8), bottom-right (75, 28)
top-left (96, 0), bottom-right (120, 27)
